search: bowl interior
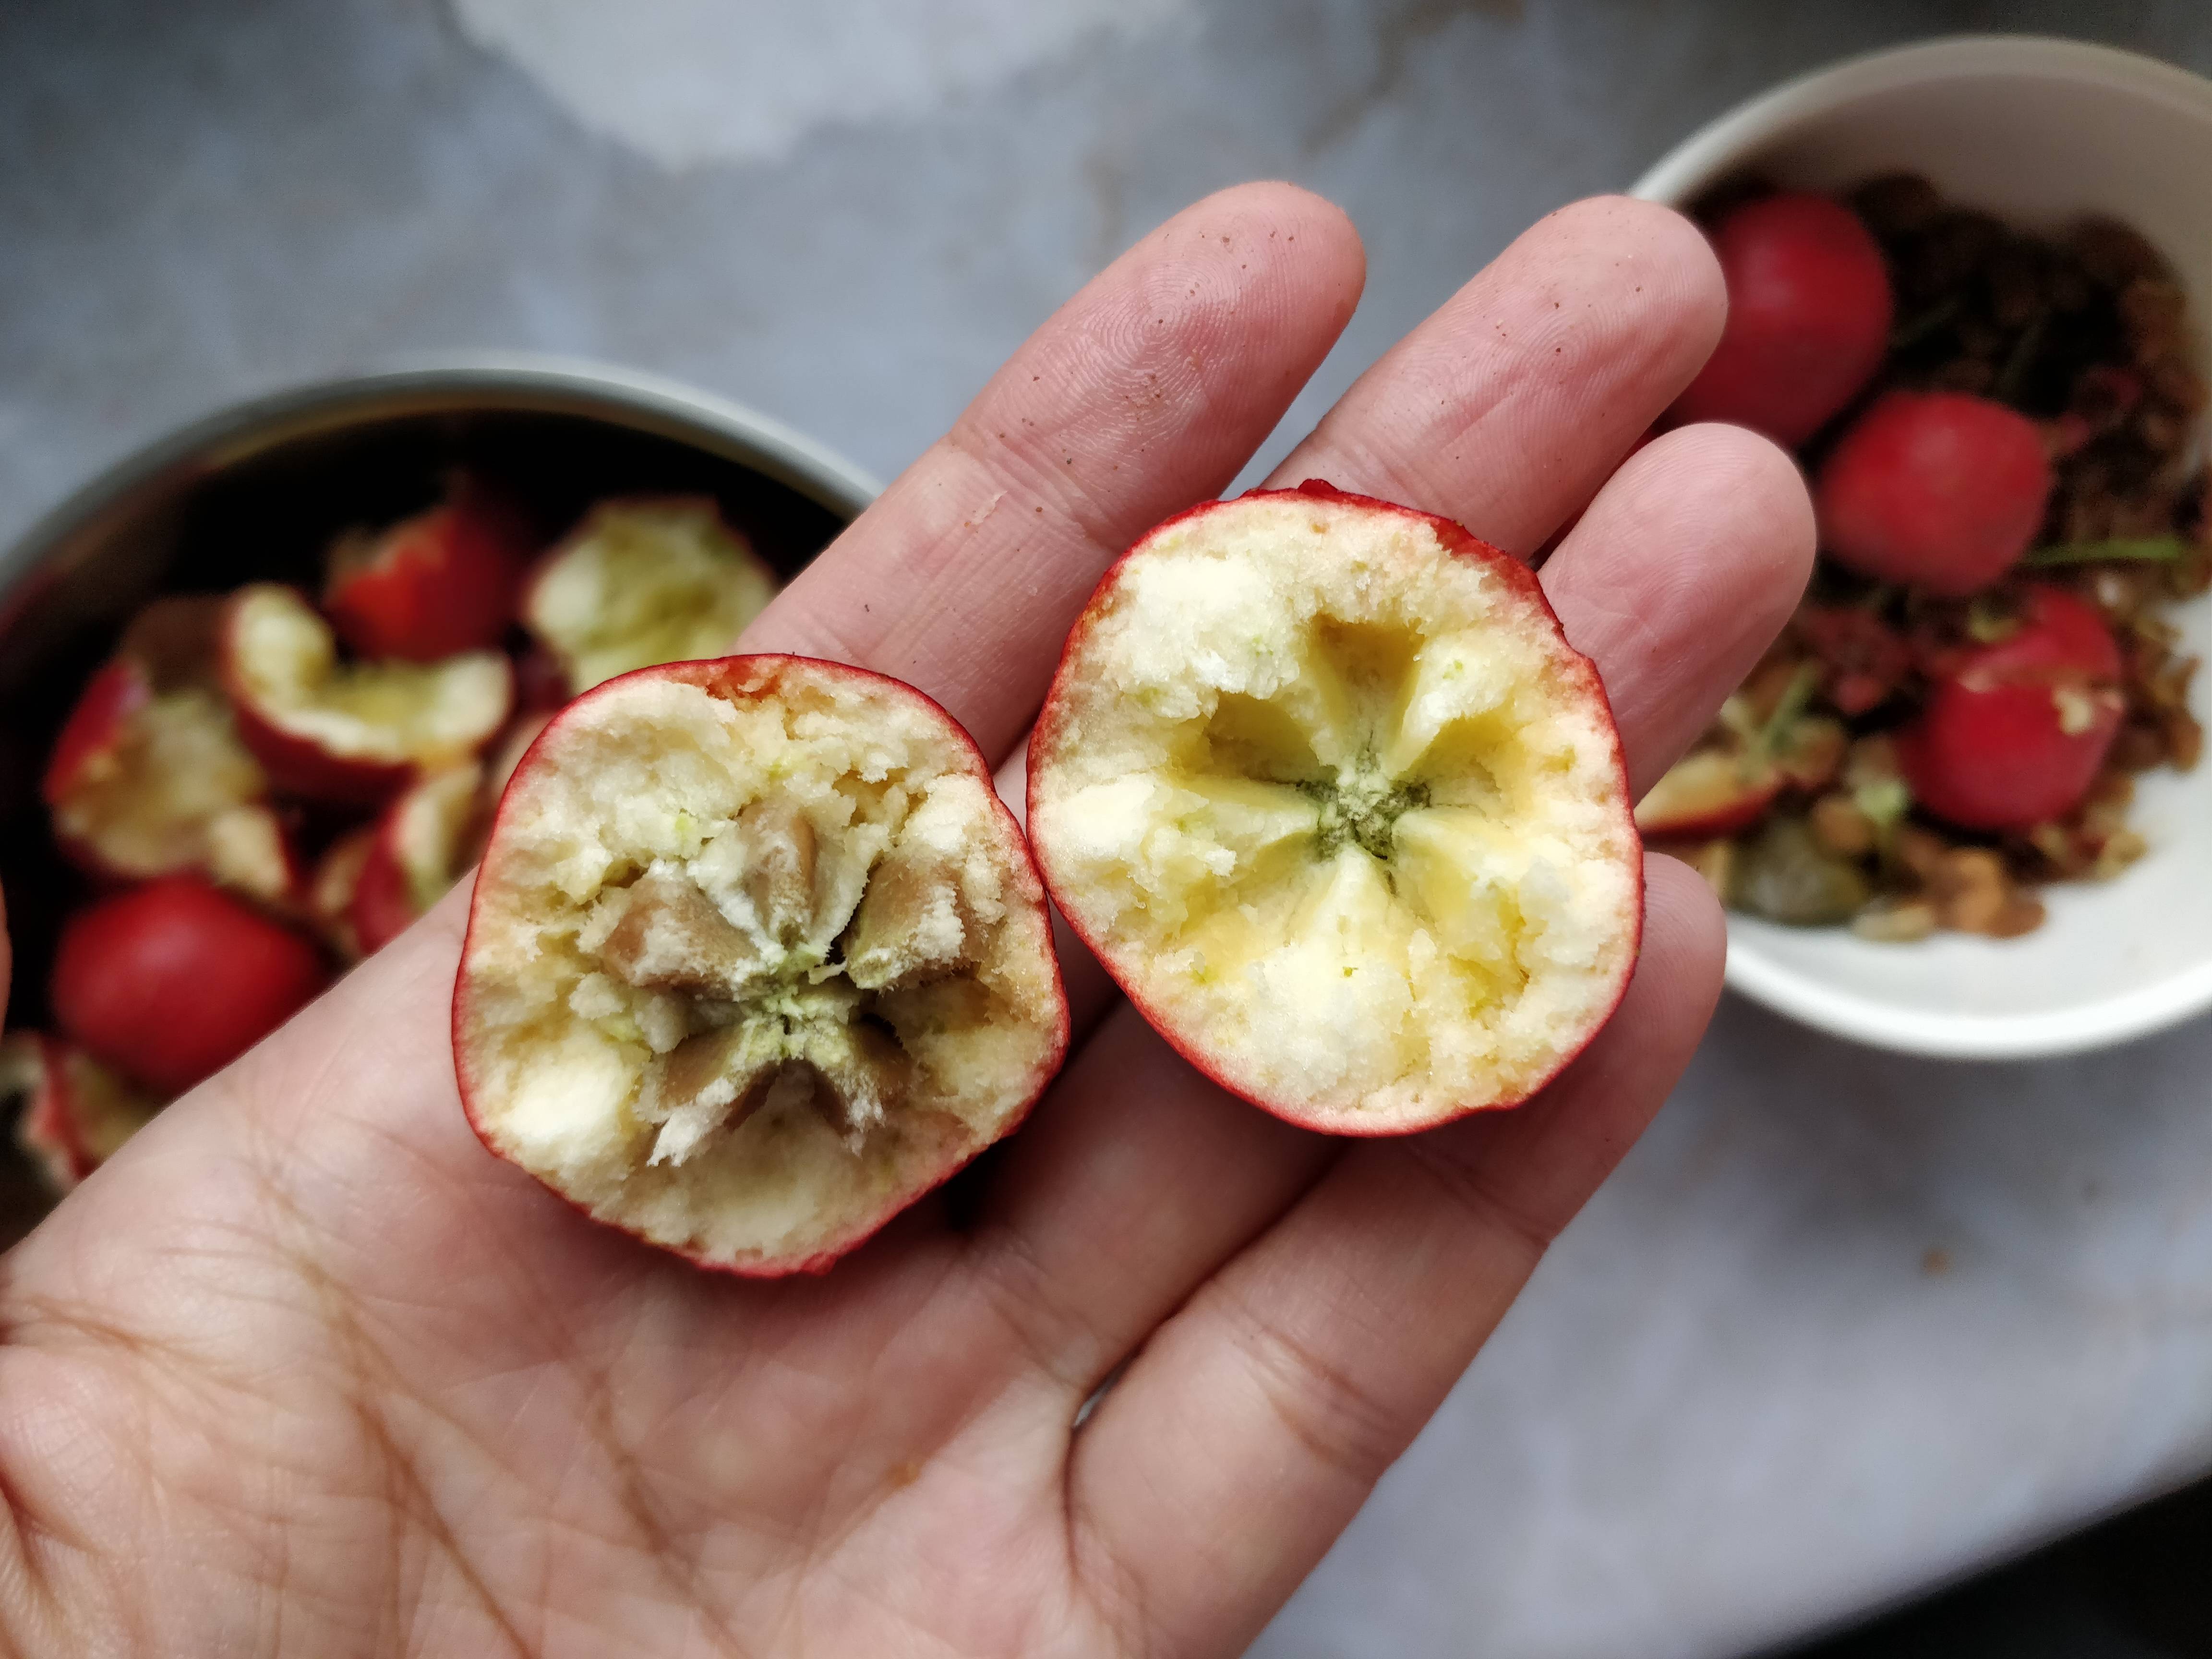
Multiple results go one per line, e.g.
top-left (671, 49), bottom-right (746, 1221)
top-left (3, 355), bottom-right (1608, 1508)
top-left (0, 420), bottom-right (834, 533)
top-left (1635, 39), bottom-right (2212, 1057)
top-left (0, 387), bottom-right (860, 1055)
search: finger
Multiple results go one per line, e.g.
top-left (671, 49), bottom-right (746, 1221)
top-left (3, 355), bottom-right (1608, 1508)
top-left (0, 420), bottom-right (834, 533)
top-left (746, 180), bottom-right (1364, 763)
top-left (1266, 195), bottom-right (1723, 555)
top-left (1543, 421), bottom-right (1814, 793)
top-left (1067, 856), bottom-right (1725, 1657)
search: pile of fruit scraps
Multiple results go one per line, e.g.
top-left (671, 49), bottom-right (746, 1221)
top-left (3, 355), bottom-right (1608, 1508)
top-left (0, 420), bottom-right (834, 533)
top-left (1642, 174), bottom-right (2209, 940)
top-left (1, 483), bottom-right (781, 1191)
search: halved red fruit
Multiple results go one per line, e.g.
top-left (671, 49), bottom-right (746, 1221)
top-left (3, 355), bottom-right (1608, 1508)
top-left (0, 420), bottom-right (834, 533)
top-left (309, 828), bottom-right (377, 962)
top-left (1634, 749), bottom-right (1782, 838)
top-left (44, 598), bottom-right (300, 905)
top-left (1, 1032), bottom-right (163, 1193)
top-left (221, 584), bottom-right (513, 803)
top-left (453, 655), bottom-right (1069, 1275)
top-left (520, 498), bottom-right (779, 695)
top-left (352, 763), bottom-right (485, 953)
top-left (1026, 483), bottom-right (1642, 1134)
top-left (324, 479), bottom-right (533, 661)
top-left (1635, 672), bottom-right (1842, 838)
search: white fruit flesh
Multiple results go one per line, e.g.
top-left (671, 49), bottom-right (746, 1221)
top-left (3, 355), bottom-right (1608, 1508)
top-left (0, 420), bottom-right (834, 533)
top-left (458, 663), bottom-right (1062, 1271)
top-left (390, 763), bottom-right (483, 909)
top-left (1029, 491), bottom-right (1639, 1130)
top-left (311, 829), bottom-right (375, 961)
top-left (230, 586), bottom-right (511, 766)
top-left (525, 500), bottom-right (779, 693)
top-left (54, 685), bottom-right (287, 897)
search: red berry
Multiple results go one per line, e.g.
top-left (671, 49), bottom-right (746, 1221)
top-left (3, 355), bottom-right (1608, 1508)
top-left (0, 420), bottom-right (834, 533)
top-left (1898, 586), bottom-right (2124, 831)
top-left (50, 878), bottom-right (329, 1094)
top-left (1671, 193), bottom-right (1893, 445)
top-left (1816, 391), bottom-right (2054, 596)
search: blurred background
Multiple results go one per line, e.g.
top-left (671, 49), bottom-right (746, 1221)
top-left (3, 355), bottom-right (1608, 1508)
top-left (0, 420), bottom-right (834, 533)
top-left (6, 1), bottom-right (2212, 1654)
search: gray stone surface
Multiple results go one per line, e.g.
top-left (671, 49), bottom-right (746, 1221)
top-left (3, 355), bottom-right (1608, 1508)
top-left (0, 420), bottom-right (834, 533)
top-left (5, 1), bottom-right (2212, 1655)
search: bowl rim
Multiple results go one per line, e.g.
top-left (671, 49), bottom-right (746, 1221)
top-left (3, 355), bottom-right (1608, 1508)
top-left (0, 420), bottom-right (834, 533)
top-left (0, 351), bottom-right (884, 597)
top-left (1630, 34), bottom-right (2212, 206)
top-left (1630, 35), bottom-right (2212, 1060)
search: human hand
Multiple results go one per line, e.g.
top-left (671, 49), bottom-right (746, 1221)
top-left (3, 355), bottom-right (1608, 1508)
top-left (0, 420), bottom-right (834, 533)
top-left (0, 184), bottom-right (1809, 1656)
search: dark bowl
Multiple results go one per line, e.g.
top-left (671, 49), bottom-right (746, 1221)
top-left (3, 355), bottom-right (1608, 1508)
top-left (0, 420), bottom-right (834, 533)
top-left (0, 356), bottom-right (879, 1232)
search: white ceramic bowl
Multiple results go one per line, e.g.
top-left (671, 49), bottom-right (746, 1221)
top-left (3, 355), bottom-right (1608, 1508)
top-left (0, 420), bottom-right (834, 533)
top-left (1631, 36), bottom-right (2212, 1059)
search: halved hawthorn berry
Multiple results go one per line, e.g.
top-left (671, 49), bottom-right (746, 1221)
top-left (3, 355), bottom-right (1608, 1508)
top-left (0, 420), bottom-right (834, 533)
top-left (1026, 484), bottom-right (1641, 1134)
top-left (324, 479), bottom-right (533, 661)
top-left (309, 827), bottom-right (377, 962)
top-left (520, 498), bottom-right (780, 695)
top-left (221, 584), bottom-right (514, 803)
top-left (44, 597), bottom-right (301, 905)
top-left (1, 1032), bottom-right (164, 1193)
top-left (1635, 665), bottom-right (1842, 838)
top-left (351, 763), bottom-right (485, 953)
top-left (453, 655), bottom-right (1069, 1275)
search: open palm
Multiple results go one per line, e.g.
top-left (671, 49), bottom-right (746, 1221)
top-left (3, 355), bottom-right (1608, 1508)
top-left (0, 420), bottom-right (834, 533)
top-left (0, 185), bottom-right (1810, 1656)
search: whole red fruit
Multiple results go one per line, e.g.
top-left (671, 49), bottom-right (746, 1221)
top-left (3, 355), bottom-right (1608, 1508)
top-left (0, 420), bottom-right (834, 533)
top-left (1671, 192), bottom-right (1893, 445)
top-left (1899, 585), bottom-right (2124, 831)
top-left (51, 878), bottom-right (329, 1094)
top-left (1816, 391), bottom-right (2054, 595)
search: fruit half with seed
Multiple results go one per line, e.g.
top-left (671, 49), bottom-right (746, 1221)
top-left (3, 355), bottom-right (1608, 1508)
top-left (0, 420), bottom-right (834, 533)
top-left (520, 497), bottom-right (780, 696)
top-left (2, 1032), bottom-right (164, 1193)
top-left (1026, 483), bottom-right (1641, 1134)
top-left (453, 655), bottom-right (1069, 1274)
top-left (221, 583), bottom-right (514, 803)
top-left (44, 598), bottom-right (301, 905)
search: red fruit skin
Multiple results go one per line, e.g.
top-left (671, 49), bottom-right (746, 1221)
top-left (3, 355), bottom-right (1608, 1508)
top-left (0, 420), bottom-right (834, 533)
top-left (351, 768), bottom-right (478, 954)
top-left (1028, 480), bottom-right (1644, 1136)
top-left (350, 831), bottom-right (419, 955)
top-left (453, 653), bottom-right (1071, 1277)
top-left (1898, 585), bottom-right (2124, 831)
top-left (1634, 750), bottom-right (1780, 838)
top-left (5, 1032), bottom-right (162, 1191)
top-left (1671, 193), bottom-right (1894, 445)
top-left (1816, 392), bottom-right (2055, 595)
top-left (51, 878), bottom-right (330, 1095)
top-left (325, 491), bottom-right (531, 662)
top-left (9, 1033), bottom-right (100, 1189)
top-left (41, 659), bottom-right (149, 808)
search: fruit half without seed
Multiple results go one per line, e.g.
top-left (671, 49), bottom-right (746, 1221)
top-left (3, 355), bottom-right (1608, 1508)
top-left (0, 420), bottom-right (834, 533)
top-left (453, 655), bottom-right (1069, 1274)
top-left (221, 584), bottom-right (514, 803)
top-left (1, 1032), bottom-right (163, 1193)
top-left (1027, 483), bottom-right (1642, 1134)
top-left (521, 497), bottom-right (781, 695)
top-left (45, 598), bottom-right (301, 905)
